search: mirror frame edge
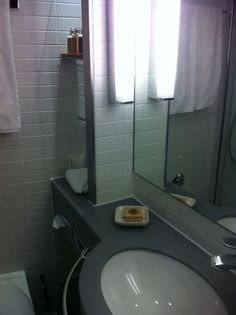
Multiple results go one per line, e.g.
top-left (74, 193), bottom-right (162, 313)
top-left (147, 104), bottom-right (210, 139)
top-left (82, 0), bottom-right (97, 204)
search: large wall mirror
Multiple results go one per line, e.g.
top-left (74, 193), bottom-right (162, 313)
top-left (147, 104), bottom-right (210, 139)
top-left (134, 0), bottom-right (236, 233)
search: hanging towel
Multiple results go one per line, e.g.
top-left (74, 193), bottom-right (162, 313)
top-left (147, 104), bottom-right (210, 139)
top-left (0, 0), bottom-right (21, 132)
top-left (170, 4), bottom-right (223, 114)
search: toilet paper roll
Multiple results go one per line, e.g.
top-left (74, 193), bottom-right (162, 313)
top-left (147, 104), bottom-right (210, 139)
top-left (52, 214), bottom-right (69, 229)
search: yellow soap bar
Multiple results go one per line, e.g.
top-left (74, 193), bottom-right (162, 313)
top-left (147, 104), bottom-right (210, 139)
top-left (124, 207), bottom-right (144, 222)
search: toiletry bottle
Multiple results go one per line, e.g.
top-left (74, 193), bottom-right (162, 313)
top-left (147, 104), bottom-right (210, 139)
top-left (72, 28), bottom-right (78, 54)
top-left (68, 28), bottom-right (74, 54)
top-left (68, 28), bottom-right (78, 54)
top-left (78, 28), bottom-right (83, 54)
top-left (74, 27), bottom-right (80, 54)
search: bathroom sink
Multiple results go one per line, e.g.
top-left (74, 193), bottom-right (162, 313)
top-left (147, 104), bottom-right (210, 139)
top-left (101, 250), bottom-right (227, 315)
top-left (217, 217), bottom-right (236, 234)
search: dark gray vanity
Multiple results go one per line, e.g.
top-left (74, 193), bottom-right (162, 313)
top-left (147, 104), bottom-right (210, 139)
top-left (52, 178), bottom-right (236, 315)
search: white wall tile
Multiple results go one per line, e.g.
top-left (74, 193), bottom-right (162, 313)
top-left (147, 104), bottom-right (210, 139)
top-left (96, 148), bottom-right (133, 165)
top-left (97, 161), bottom-right (133, 179)
top-left (14, 45), bottom-right (39, 59)
top-left (95, 107), bottom-right (122, 123)
top-left (57, 3), bottom-right (81, 17)
top-left (97, 185), bottom-right (132, 204)
top-left (15, 59), bottom-right (41, 72)
top-left (97, 174), bottom-right (132, 192)
top-left (17, 72), bottom-right (58, 86)
top-left (57, 17), bottom-right (82, 31)
top-left (92, 3), bottom-right (134, 204)
top-left (96, 134), bottom-right (133, 152)
top-left (37, 17), bottom-right (57, 31)
top-left (95, 120), bottom-right (133, 138)
top-left (38, 31), bottom-right (58, 45)
top-left (1, 0), bottom-right (85, 311)
top-left (39, 45), bottom-right (59, 58)
top-left (36, 2), bottom-right (57, 17)
top-left (11, 15), bottom-right (38, 31)
top-left (167, 108), bottom-right (217, 202)
top-left (12, 31), bottom-right (38, 45)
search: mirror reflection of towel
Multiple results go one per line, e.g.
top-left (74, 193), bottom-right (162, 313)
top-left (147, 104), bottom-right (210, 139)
top-left (170, 4), bottom-right (223, 114)
top-left (0, 0), bottom-right (21, 132)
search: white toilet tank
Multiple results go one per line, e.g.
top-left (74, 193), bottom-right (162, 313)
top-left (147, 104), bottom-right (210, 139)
top-left (0, 271), bottom-right (35, 315)
top-left (0, 286), bottom-right (35, 315)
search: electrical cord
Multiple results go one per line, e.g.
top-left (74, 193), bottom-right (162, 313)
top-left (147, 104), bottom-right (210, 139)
top-left (62, 248), bottom-right (89, 315)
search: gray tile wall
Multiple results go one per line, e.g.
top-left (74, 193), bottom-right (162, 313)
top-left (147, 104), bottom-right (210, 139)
top-left (167, 108), bottom-right (217, 203)
top-left (92, 1), bottom-right (133, 204)
top-left (133, 10), bottom-right (168, 189)
top-left (0, 0), bottom-right (85, 311)
top-left (166, 0), bottom-right (231, 204)
top-left (134, 101), bottom-right (168, 189)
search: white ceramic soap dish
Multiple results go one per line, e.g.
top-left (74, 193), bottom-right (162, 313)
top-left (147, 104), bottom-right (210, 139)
top-left (115, 205), bottom-right (149, 226)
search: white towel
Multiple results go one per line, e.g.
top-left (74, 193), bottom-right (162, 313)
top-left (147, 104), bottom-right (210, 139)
top-left (65, 168), bottom-right (88, 194)
top-left (0, 0), bottom-right (21, 133)
top-left (170, 4), bottom-right (223, 114)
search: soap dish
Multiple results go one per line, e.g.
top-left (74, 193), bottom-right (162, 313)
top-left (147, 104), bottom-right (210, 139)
top-left (115, 205), bottom-right (149, 226)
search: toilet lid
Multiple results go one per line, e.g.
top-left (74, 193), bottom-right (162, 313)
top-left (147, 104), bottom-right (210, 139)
top-left (0, 286), bottom-right (35, 315)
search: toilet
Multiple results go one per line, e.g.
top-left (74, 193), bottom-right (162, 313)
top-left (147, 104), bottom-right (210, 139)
top-left (0, 271), bottom-right (35, 315)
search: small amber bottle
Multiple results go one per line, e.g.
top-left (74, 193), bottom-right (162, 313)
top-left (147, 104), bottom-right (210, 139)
top-left (74, 28), bottom-right (80, 54)
top-left (74, 28), bottom-right (83, 55)
top-left (67, 28), bottom-right (78, 54)
top-left (78, 29), bottom-right (83, 54)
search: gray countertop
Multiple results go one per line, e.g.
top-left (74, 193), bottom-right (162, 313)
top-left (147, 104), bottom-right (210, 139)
top-left (52, 178), bottom-right (236, 315)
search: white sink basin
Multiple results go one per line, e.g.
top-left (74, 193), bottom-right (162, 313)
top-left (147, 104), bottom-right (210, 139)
top-left (217, 217), bottom-right (236, 234)
top-left (101, 250), bottom-right (227, 315)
